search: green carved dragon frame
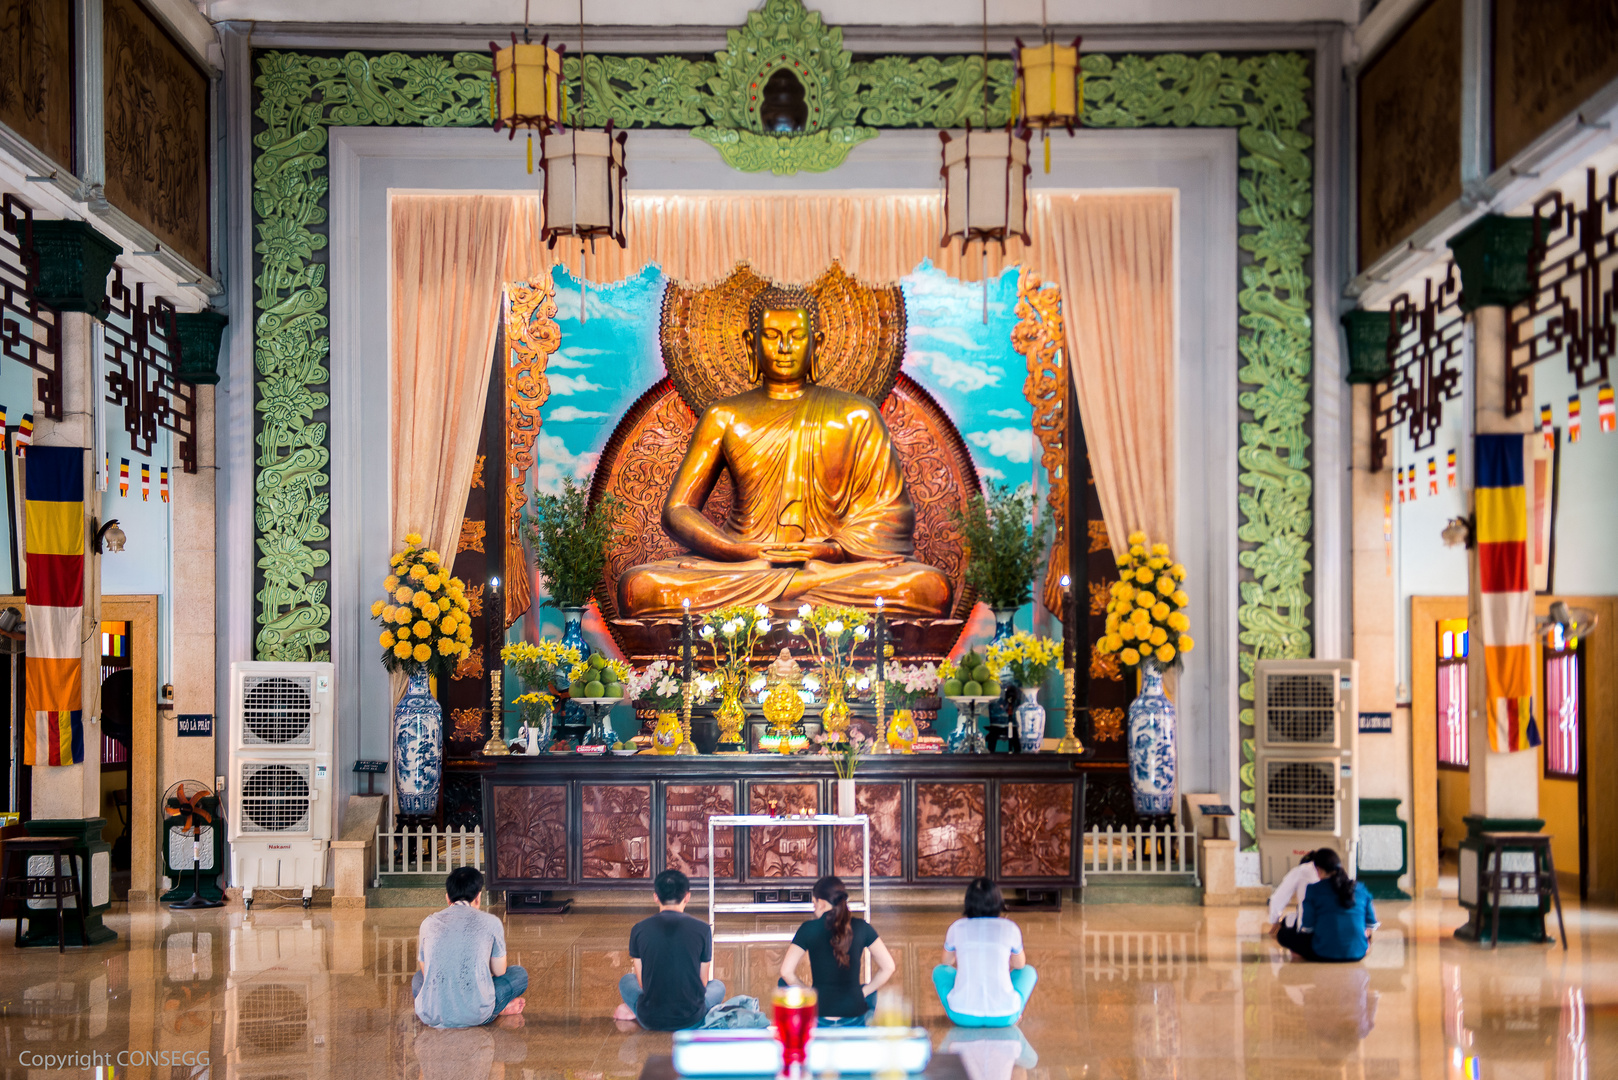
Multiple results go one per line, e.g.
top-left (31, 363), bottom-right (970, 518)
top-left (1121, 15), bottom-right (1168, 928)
top-left (250, 0), bottom-right (1314, 845)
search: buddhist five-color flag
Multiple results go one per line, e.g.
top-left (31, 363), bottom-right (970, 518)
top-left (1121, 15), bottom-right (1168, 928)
top-left (140, 462), bottom-right (150, 502)
top-left (159, 466), bottom-right (170, 503)
top-left (1446, 448), bottom-right (1457, 488)
top-left (1540, 403), bottom-right (1555, 449)
top-left (15, 413), bottom-right (32, 454)
top-left (23, 447), bottom-right (84, 766)
top-left (1396, 465), bottom-right (1406, 503)
top-left (1475, 434), bottom-right (1539, 754)
top-left (0, 406), bottom-right (7, 450)
top-left (1600, 383), bottom-right (1615, 433)
top-left (1427, 456), bottom-right (1438, 495)
top-left (1568, 393), bottom-right (1582, 442)
top-left (118, 458), bottom-right (129, 497)
top-left (1407, 463), bottom-right (1418, 502)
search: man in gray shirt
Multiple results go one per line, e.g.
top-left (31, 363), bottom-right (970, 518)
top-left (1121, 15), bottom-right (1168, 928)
top-left (413, 867), bottom-right (528, 1027)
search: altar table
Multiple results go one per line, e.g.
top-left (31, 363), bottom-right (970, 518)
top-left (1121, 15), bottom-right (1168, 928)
top-left (478, 755), bottom-right (1091, 894)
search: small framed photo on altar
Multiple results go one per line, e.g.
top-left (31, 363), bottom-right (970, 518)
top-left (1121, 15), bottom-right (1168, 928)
top-left (1530, 429), bottom-right (1559, 594)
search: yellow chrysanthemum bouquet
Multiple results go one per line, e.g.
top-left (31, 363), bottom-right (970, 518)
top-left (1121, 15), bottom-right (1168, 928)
top-left (1096, 531), bottom-right (1195, 671)
top-left (985, 632), bottom-right (1063, 690)
top-left (371, 532), bottom-right (474, 679)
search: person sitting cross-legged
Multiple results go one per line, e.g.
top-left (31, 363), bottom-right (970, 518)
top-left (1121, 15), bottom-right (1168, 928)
top-left (932, 877), bottom-right (1037, 1028)
top-left (615, 869), bottom-right (726, 1030)
top-left (413, 866), bottom-right (528, 1028)
top-left (1276, 847), bottom-right (1379, 963)
top-left (778, 875), bottom-right (897, 1026)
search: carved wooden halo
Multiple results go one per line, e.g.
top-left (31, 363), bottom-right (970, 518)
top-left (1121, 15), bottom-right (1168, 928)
top-left (660, 262), bottom-right (907, 415)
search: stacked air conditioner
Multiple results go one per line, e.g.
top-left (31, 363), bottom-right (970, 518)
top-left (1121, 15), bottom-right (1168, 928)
top-left (228, 662), bottom-right (335, 908)
top-left (1254, 659), bottom-right (1358, 885)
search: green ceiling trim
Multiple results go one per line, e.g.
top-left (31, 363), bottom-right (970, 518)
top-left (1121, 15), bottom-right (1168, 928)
top-left (250, 43), bottom-right (1314, 846)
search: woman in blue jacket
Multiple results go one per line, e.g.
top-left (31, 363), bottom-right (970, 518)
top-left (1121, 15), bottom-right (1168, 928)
top-left (1275, 848), bottom-right (1378, 962)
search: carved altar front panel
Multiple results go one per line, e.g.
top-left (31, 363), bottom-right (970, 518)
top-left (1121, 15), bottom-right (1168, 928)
top-left (581, 784), bottom-right (651, 879)
top-left (833, 781), bottom-right (903, 879)
top-left (666, 783), bottom-right (736, 878)
top-left (748, 783), bottom-right (820, 879)
top-left (102, 0), bottom-right (210, 268)
top-left (999, 782), bottom-right (1074, 879)
top-left (493, 785), bottom-right (567, 881)
top-left (915, 782), bottom-right (985, 878)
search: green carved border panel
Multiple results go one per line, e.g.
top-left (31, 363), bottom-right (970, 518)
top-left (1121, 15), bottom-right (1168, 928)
top-left (250, 44), bottom-right (1314, 844)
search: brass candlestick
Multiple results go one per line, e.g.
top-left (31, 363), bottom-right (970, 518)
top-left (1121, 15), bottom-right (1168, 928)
top-left (481, 668), bottom-right (511, 756)
top-left (676, 678), bottom-right (698, 754)
top-left (873, 679), bottom-right (889, 753)
top-left (1055, 665), bottom-right (1084, 754)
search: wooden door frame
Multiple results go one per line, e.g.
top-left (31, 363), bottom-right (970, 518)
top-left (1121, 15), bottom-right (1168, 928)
top-left (1410, 596), bottom-right (1467, 898)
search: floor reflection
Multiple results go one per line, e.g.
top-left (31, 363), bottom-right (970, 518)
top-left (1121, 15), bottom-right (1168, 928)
top-left (938, 1026), bottom-right (1036, 1080)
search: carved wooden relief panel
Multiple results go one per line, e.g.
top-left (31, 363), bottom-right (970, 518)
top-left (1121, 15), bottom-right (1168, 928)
top-left (1357, 0), bottom-right (1462, 269)
top-left (666, 783), bottom-right (737, 878)
top-left (581, 784), bottom-right (651, 879)
top-left (103, 0), bottom-right (210, 269)
top-left (999, 782), bottom-right (1074, 879)
top-left (916, 782), bottom-right (985, 878)
top-left (493, 785), bottom-right (567, 881)
top-left (833, 781), bottom-right (903, 879)
top-left (0, 0), bottom-right (74, 170)
top-left (1493, 0), bottom-right (1618, 168)
top-left (748, 783), bottom-right (820, 879)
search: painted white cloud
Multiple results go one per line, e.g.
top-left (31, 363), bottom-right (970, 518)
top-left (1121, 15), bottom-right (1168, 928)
top-left (908, 325), bottom-right (989, 352)
top-left (550, 346), bottom-right (606, 369)
top-left (966, 427), bottom-right (1033, 464)
top-left (547, 373), bottom-right (605, 396)
top-left (533, 431), bottom-right (600, 495)
top-left (546, 405), bottom-right (609, 422)
top-left (904, 349), bottom-right (1002, 392)
top-left (988, 407), bottom-right (1024, 419)
top-left (976, 466), bottom-right (1007, 482)
top-left (552, 287), bottom-right (639, 322)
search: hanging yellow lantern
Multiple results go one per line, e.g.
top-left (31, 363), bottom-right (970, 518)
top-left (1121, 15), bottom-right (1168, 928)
top-left (489, 33), bottom-right (564, 137)
top-left (1015, 35), bottom-right (1084, 173)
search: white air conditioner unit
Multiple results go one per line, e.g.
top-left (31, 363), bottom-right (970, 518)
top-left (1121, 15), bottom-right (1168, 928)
top-left (1254, 659), bottom-right (1358, 885)
top-left (228, 662), bottom-right (335, 908)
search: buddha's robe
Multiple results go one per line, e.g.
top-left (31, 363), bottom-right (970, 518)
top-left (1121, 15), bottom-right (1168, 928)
top-left (617, 384), bottom-right (951, 619)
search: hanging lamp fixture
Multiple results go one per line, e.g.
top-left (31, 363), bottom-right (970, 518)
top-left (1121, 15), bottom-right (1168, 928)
top-left (1013, 0), bottom-right (1083, 173)
top-left (490, 0), bottom-right (565, 174)
top-left (940, 0), bottom-right (1031, 322)
top-left (539, 0), bottom-right (628, 253)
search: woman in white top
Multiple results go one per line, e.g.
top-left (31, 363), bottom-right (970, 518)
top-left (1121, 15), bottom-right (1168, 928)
top-left (1267, 851), bottom-right (1320, 935)
top-left (932, 878), bottom-right (1037, 1027)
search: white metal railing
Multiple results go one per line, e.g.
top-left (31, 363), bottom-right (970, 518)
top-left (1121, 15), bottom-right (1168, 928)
top-left (375, 824), bottom-right (484, 885)
top-left (1082, 823), bottom-right (1199, 883)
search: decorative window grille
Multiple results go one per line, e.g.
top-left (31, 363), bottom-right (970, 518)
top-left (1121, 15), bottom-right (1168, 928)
top-left (0, 194), bottom-right (63, 418)
top-left (1437, 618), bottom-right (1469, 769)
top-left (101, 264), bottom-right (198, 473)
top-left (1544, 645), bottom-right (1581, 780)
top-left (1370, 263), bottom-right (1465, 472)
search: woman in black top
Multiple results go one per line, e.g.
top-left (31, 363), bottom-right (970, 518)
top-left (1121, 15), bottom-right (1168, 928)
top-left (779, 876), bottom-right (897, 1026)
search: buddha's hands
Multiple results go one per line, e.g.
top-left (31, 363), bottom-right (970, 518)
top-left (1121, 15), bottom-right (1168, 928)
top-left (757, 541), bottom-right (842, 565)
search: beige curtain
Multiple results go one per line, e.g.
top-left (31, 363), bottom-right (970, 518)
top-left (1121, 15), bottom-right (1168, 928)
top-left (1030, 194), bottom-right (1176, 557)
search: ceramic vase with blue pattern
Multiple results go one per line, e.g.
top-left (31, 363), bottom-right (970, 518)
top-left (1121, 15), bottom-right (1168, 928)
top-left (559, 605), bottom-right (592, 666)
top-left (1127, 658), bottom-right (1177, 816)
top-left (393, 668), bottom-right (443, 816)
top-left (1015, 687), bottom-right (1046, 753)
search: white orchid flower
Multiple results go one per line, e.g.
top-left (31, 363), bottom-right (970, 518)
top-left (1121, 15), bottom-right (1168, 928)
top-left (787, 619), bottom-right (803, 633)
top-left (750, 675), bottom-right (767, 692)
top-left (826, 620), bottom-right (845, 635)
top-left (856, 677), bottom-right (871, 690)
top-left (755, 604), bottom-right (770, 617)
top-left (803, 675), bottom-right (822, 691)
top-left (798, 604), bottom-right (813, 617)
top-left (757, 619), bottom-right (771, 633)
top-left (853, 625), bottom-right (869, 640)
top-left (700, 625), bottom-right (715, 639)
top-left (723, 620), bottom-right (740, 636)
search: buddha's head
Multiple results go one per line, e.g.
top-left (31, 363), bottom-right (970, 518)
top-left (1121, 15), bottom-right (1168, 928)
top-left (743, 286), bottom-right (824, 385)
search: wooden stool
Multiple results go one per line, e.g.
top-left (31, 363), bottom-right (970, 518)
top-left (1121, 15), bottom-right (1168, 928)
top-left (1478, 831), bottom-right (1567, 950)
top-left (1, 837), bottom-right (83, 953)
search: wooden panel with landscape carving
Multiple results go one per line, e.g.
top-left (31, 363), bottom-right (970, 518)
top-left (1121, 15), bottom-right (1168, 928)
top-left (582, 784), bottom-right (651, 879)
top-left (916, 782), bottom-right (985, 878)
top-left (833, 782), bottom-right (903, 879)
top-left (0, 0), bottom-right (74, 171)
top-left (1493, 0), bottom-right (1618, 168)
top-left (998, 782), bottom-right (1074, 879)
top-left (666, 783), bottom-right (737, 879)
top-left (493, 785), bottom-right (568, 882)
top-left (748, 783), bottom-right (820, 879)
top-left (103, 0), bottom-right (209, 268)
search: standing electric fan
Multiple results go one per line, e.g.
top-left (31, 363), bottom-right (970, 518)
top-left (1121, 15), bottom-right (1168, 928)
top-left (165, 781), bottom-right (226, 909)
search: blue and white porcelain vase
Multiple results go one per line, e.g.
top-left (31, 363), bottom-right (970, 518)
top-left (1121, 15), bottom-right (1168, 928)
top-left (1127, 658), bottom-right (1178, 816)
top-left (1015, 687), bottom-right (1046, 753)
top-left (990, 606), bottom-right (1019, 644)
top-left (393, 668), bottom-right (443, 816)
top-left (559, 605), bottom-right (592, 666)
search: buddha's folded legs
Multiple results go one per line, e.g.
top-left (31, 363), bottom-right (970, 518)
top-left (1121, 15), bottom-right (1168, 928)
top-left (618, 558), bottom-right (951, 619)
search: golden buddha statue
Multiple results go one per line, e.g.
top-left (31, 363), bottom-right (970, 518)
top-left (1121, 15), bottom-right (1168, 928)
top-left (618, 286), bottom-right (952, 620)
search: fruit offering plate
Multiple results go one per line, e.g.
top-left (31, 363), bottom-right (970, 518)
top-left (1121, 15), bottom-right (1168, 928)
top-left (570, 697), bottom-right (624, 706)
top-left (943, 695), bottom-right (1001, 705)
top-left (610, 747), bottom-right (639, 756)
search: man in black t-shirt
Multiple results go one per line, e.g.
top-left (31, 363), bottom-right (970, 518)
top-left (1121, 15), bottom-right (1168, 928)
top-left (614, 869), bottom-right (726, 1030)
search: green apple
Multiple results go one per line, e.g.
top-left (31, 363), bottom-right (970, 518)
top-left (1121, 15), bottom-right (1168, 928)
top-left (569, 680), bottom-right (587, 697)
top-left (971, 664), bottom-right (993, 683)
top-left (963, 680), bottom-right (983, 696)
top-left (584, 680), bottom-right (606, 697)
top-left (982, 679), bottom-right (1002, 698)
top-left (942, 678), bottom-right (964, 697)
top-left (589, 653), bottom-right (608, 670)
top-left (604, 682), bottom-right (623, 698)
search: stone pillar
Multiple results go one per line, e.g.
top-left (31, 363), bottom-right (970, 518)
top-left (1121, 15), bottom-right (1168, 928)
top-left (165, 387), bottom-right (217, 802)
top-left (1447, 215), bottom-right (1550, 942)
top-left (25, 308), bottom-right (116, 944)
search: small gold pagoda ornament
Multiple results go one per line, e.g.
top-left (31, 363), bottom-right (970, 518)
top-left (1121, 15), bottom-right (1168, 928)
top-left (762, 679), bottom-right (806, 755)
top-left (481, 668), bottom-right (511, 756)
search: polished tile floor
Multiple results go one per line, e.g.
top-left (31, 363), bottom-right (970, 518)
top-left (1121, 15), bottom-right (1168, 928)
top-left (1, 893), bottom-right (1611, 1080)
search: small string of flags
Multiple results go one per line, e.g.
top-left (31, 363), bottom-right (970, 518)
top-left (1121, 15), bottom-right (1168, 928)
top-left (14, 414), bottom-right (32, 456)
top-left (0, 404), bottom-right (180, 500)
top-left (159, 466), bottom-right (169, 503)
top-left (1540, 385), bottom-right (1616, 445)
top-left (1427, 456), bottom-right (1439, 496)
top-left (1447, 448), bottom-right (1457, 488)
top-left (1601, 384), bottom-right (1616, 433)
top-left (140, 462), bottom-right (150, 502)
top-left (1569, 393), bottom-right (1582, 442)
top-left (118, 458), bottom-right (129, 497)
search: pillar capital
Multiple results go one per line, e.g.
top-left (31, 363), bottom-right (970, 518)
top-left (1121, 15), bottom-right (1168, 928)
top-left (1340, 308), bottom-right (1393, 385)
top-left (1446, 214), bottom-right (1535, 313)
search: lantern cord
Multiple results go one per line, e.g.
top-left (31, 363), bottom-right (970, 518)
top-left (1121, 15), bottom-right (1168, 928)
top-left (571, 0), bottom-right (582, 251)
top-left (980, 0), bottom-right (989, 130)
top-left (981, 246), bottom-right (988, 325)
top-left (522, 0), bottom-right (530, 43)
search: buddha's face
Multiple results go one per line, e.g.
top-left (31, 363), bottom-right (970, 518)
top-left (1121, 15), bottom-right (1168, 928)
top-left (746, 308), bottom-right (817, 384)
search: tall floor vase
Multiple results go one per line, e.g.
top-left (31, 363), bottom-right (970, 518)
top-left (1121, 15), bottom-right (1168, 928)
top-left (393, 668), bottom-right (443, 817)
top-left (1127, 659), bottom-right (1177, 817)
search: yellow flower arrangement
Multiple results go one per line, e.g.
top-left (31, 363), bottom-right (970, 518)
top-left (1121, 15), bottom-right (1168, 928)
top-left (1096, 531), bottom-right (1193, 673)
top-left (371, 533), bottom-right (472, 678)
top-left (984, 632), bottom-right (1063, 689)
top-left (501, 640), bottom-right (584, 694)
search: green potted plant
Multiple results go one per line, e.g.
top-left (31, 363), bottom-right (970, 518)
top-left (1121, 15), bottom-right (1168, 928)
top-left (953, 482), bottom-right (1051, 640)
top-left (524, 476), bottom-right (620, 660)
